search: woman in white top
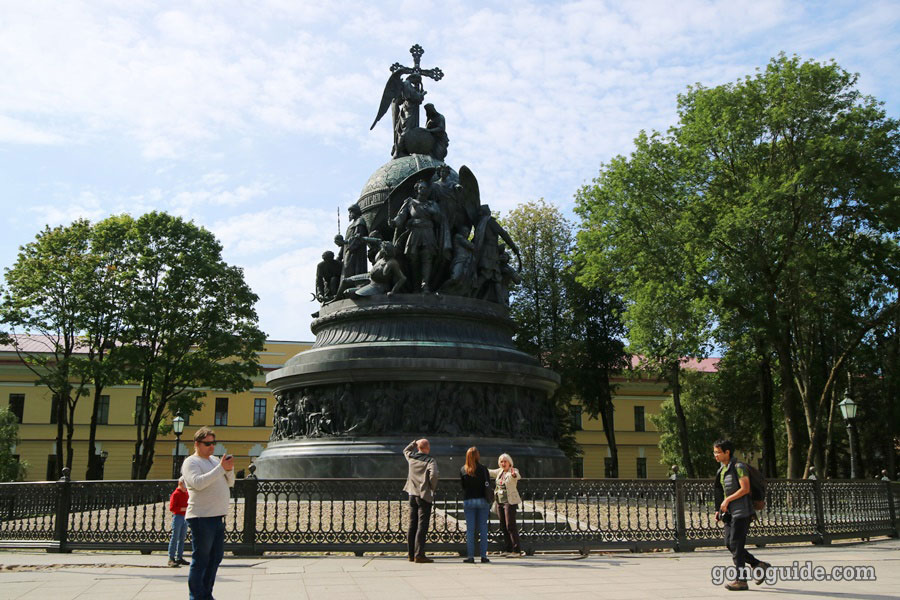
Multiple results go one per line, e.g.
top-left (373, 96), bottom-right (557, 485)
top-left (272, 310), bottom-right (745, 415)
top-left (489, 453), bottom-right (522, 556)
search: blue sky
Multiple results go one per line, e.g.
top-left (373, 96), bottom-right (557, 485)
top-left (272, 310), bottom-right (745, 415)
top-left (1, 1), bottom-right (898, 340)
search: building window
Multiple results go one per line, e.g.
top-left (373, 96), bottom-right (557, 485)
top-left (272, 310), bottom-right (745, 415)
top-left (46, 455), bottom-right (58, 480)
top-left (637, 457), bottom-right (648, 479)
top-left (215, 397), bottom-right (228, 426)
top-left (634, 406), bottom-right (645, 432)
top-left (97, 395), bottom-right (110, 425)
top-left (8, 394), bottom-right (24, 423)
top-left (604, 457), bottom-right (616, 478)
top-left (253, 398), bottom-right (266, 427)
top-left (50, 394), bottom-right (60, 424)
top-left (135, 396), bottom-right (147, 425)
top-left (572, 457), bottom-right (584, 478)
top-left (569, 404), bottom-right (582, 431)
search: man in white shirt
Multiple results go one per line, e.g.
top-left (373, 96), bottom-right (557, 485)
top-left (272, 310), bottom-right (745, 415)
top-left (182, 427), bottom-right (234, 600)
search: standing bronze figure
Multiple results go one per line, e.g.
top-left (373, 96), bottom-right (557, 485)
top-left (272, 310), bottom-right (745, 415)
top-left (391, 180), bottom-right (442, 293)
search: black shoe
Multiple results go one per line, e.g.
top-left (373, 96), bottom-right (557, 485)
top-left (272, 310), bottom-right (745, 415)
top-left (177, 558), bottom-right (190, 566)
top-left (167, 559), bottom-right (179, 568)
top-left (754, 562), bottom-right (771, 585)
top-left (463, 558), bottom-right (475, 563)
top-left (414, 556), bottom-right (434, 564)
top-left (481, 557), bottom-right (491, 563)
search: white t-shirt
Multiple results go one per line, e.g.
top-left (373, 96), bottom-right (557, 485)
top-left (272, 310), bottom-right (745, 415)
top-left (181, 454), bottom-right (235, 519)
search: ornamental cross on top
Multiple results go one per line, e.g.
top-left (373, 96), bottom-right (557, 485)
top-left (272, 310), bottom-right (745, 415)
top-left (390, 44), bottom-right (444, 83)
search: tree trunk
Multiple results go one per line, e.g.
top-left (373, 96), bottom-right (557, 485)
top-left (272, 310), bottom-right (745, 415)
top-left (758, 356), bottom-right (778, 477)
top-left (54, 393), bottom-right (65, 479)
top-left (670, 361), bottom-right (695, 478)
top-left (86, 386), bottom-right (103, 480)
top-left (598, 394), bottom-right (618, 477)
top-left (823, 386), bottom-right (837, 479)
top-left (139, 427), bottom-right (159, 480)
top-left (65, 402), bottom-right (75, 471)
top-left (772, 337), bottom-right (804, 478)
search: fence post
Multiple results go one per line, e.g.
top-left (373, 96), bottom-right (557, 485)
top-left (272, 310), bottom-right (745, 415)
top-left (48, 467), bottom-right (72, 554)
top-left (812, 479), bottom-right (828, 545)
top-left (234, 465), bottom-right (258, 555)
top-left (674, 479), bottom-right (690, 552)
top-left (885, 481), bottom-right (898, 538)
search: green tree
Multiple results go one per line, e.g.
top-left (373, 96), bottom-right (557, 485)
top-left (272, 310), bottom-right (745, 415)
top-left (75, 216), bottom-right (132, 480)
top-left (564, 260), bottom-right (629, 476)
top-left (503, 200), bottom-right (576, 459)
top-left (575, 131), bottom-right (714, 477)
top-left (120, 212), bottom-right (266, 479)
top-left (0, 406), bottom-right (27, 482)
top-left (0, 221), bottom-right (95, 476)
top-left (503, 200), bottom-right (630, 471)
top-left (503, 199), bottom-right (572, 367)
top-left (577, 54), bottom-right (900, 478)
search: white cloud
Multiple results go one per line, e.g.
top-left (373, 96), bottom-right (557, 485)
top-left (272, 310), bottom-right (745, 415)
top-left (0, 115), bottom-right (65, 145)
top-left (210, 207), bottom-right (335, 258)
top-left (242, 246), bottom-right (324, 340)
top-left (29, 191), bottom-right (107, 226)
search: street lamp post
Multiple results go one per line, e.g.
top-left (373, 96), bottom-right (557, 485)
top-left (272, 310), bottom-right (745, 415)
top-left (99, 450), bottom-right (109, 480)
top-left (838, 393), bottom-right (859, 479)
top-left (172, 414), bottom-right (185, 479)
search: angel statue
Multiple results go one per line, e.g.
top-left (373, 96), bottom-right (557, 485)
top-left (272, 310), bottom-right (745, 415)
top-left (370, 44), bottom-right (444, 159)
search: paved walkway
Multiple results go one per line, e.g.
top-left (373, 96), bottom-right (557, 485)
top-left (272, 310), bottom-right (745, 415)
top-left (1, 539), bottom-right (898, 599)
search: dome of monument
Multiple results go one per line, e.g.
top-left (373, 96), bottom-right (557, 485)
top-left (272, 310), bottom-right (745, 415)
top-left (358, 154), bottom-right (448, 203)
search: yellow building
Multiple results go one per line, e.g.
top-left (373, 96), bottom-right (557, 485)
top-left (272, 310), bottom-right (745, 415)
top-left (570, 377), bottom-right (668, 479)
top-left (1, 339), bottom-right (311, 481)
top-left (572, 358), bottom-right (719, 479)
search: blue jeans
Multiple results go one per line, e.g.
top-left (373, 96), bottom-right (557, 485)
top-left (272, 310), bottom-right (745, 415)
top-left (186, 516), bottom-right (225, 600)
top-left (463, 497), bottom-right (490, 559)
top-left (168, 513), bottom-right (187, 560)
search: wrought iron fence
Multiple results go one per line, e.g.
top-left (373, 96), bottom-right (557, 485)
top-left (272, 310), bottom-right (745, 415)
top-left (0, 470), bottom-right (896, 555)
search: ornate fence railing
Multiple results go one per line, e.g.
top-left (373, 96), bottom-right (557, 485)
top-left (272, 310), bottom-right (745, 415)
top-left (0, 471), bottom-right (896, 555)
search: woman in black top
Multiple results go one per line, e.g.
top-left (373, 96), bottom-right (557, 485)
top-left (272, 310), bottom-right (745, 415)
top-left (459, 446), bottom-right (491, 563)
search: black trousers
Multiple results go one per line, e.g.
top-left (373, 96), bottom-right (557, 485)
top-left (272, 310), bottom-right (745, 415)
top-left (498, 502), bottom-right (521, 552)
top-left (724, 516), bottom-right (760, 577)
top-left (407, 495), bottom-right (432, 558)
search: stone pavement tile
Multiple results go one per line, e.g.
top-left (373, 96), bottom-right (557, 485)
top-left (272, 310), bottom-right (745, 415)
top-left (302, 558), bottom-right (362, 573)
top-left (303, 571), bottom-right (362, 585)
top-left (305, 588), bottom-right (366, 600)
top-left (402, 574), bottom-right (474, 593)
top-left (14, 588), bottom-right (91, 600)
top-left (251, 577), bottom-right (311, 596)
top-left (0, 583), bottom-right (40, 600)
top-left (254, 571), bottom-right (304, 580)
top-left (76, 594), bottom-right (141, 600)
top-left (346, 577), bottom-right (417, 591)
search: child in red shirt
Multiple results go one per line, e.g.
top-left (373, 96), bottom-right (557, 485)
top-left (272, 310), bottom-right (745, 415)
top-left (168, 478), bottom-right (189, 567)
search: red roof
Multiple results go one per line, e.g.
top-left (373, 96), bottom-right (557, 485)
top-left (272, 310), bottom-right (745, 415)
top-left (629, 355), bottom-right (719, 373)
top-left (0, 334), bottom-right (90, 354)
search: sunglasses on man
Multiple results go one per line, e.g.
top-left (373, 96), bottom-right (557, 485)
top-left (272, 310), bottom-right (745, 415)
top-left (198, 441), bottom-right (216, 447)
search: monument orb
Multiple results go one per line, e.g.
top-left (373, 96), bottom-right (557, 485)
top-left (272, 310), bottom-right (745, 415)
top-left (254, 45), bottom-right (569, 478)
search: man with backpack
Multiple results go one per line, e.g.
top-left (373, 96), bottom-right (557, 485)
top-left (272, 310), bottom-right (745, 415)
top-left (713, 438), bottom-right (771, 591)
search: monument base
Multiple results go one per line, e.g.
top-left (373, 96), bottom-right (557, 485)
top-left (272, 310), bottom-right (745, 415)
top-left (253, 436), bottom-right (570, 479)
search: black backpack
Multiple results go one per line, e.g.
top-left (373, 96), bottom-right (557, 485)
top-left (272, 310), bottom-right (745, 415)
top-left (745, 463), bottom-right (766, 511)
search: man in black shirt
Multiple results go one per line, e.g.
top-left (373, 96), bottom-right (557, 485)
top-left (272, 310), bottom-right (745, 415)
top-left (714, 439), bottom-right (771, 590)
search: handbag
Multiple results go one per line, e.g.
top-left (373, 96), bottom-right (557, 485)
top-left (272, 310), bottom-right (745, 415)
top-left (482, 465), bottom-right (495, 504)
